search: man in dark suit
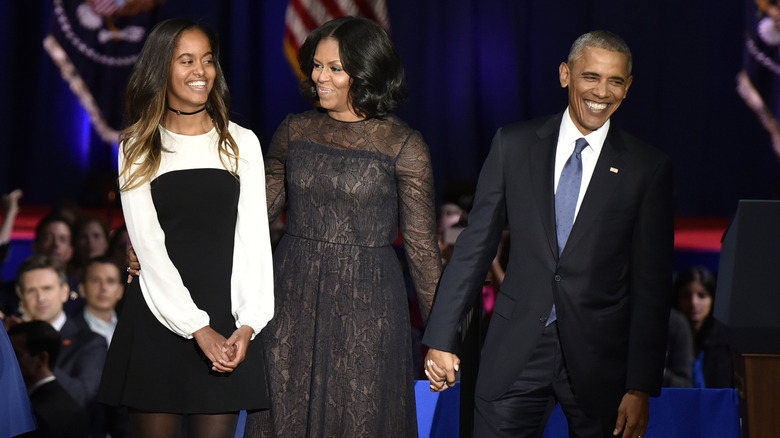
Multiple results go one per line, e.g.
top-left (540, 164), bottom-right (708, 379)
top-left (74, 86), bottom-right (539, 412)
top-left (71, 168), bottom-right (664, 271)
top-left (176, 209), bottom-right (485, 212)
top-left (9, 320), bottom-right (89, 438)
top-left (423, 31), bottom-right (674, 438)
top-left (15, 255), bottom-right (107, 410)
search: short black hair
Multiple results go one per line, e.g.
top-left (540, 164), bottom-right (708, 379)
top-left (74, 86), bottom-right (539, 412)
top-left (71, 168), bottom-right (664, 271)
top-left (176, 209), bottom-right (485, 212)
top-left (298, 16), bottom-right (407, 119)
top-left (9, 320), bottom-right (62, 368)
top-left (83, 255), bottom-right (124, 280)
top-left (34, 213), bottom-right (72, 243)
top-left (568, 30), bottom-right (633, 75)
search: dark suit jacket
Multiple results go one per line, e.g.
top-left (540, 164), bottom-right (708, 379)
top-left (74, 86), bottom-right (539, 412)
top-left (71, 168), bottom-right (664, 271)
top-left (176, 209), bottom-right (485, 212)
top-left (699, 318), bottom-right (734, 388)
top-left (423, 113), bottom-right (675, 418)
top-left (663, 308), bottom-right (693, 387)
top-left (0, 278), bottom-right (20, 318)
top-left (54, 316), bottom-right (107, 408)
top-left (25, 379), bottom-right (89, 438)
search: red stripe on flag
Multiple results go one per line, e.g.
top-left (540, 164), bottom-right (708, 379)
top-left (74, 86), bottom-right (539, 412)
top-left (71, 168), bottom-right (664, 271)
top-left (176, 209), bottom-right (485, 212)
top-left (353, 0), bottom-right (380, 23)
top-left (92, 0), bottom-right (119, 15)
top-left (290, 0), bottom-right (320, 34)
top-left (284, 30), bottom-right (306, 79)
top-left (319, 0), bottom-right (347, 20)
top-left (284, 0), bottom-right (390, 74)
top-left (284, 27), bottom-right (298, 52)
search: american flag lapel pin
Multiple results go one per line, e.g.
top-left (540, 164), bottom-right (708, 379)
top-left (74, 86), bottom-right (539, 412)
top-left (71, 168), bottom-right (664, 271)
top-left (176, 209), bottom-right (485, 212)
top-left (609, 167), bottom-right (619, 174)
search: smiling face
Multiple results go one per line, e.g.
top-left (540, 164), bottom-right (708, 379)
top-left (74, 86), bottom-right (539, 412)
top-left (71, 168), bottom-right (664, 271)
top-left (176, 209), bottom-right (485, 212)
top-left (559, 46), bottom-right (632, 135)
top-left (312, 37), bottom-right (360, 121)
top-left (166, 29), bottom-right (215, 112)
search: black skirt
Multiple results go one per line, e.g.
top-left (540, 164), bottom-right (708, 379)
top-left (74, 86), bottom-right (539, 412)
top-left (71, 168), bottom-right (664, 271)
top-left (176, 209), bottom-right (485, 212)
top-left (98, 169), bottom-right (269, 413)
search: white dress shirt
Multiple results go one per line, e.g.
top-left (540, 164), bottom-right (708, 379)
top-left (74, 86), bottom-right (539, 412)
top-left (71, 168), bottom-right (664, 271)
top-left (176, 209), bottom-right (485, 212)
top-left (83, 309), bottom-right (117, 345)
top-left (554, 107), bottom-right (611, 221)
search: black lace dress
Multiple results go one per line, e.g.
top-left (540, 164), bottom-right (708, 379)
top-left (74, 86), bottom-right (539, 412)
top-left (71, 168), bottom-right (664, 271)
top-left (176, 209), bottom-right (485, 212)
top-left (244, 110), bottom-right (442, 437)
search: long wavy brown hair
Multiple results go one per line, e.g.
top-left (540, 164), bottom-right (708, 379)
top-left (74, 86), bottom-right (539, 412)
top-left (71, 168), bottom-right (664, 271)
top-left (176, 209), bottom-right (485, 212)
top-left (119, 19), bottom-right (237, 191)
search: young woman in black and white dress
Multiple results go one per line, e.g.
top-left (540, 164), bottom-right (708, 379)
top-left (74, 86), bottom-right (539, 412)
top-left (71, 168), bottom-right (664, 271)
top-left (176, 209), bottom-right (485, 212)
top-left (98, 19), bottom-right (273, 437)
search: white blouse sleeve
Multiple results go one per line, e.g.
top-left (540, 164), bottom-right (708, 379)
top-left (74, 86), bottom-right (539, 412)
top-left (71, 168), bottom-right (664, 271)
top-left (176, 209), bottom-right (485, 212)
top-left (118, 145), bottom-right (210, 339)
top-left (229, 127), bottom-right (275, 337)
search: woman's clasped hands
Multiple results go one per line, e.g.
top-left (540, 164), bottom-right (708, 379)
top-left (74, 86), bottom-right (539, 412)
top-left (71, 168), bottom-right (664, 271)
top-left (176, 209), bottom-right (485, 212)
top-left (193, 324), bottom-right (254, 373)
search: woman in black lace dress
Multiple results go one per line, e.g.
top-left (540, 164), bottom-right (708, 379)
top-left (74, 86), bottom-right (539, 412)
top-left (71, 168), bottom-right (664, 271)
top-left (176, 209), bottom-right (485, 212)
top-left (244, 16), bottom-right (442, 437)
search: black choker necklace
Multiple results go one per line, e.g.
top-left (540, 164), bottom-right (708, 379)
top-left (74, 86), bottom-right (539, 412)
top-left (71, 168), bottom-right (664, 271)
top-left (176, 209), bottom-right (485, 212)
top-left (167, 106), bottom-right (206, 116)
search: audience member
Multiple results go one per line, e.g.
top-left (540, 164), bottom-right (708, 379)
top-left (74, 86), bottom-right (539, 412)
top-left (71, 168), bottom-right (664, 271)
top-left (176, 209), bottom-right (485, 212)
top-left (1, 322), bottom-right (37, 437)
top-left (49, 201), bottom-right (82, 230)
top-left (33, 214), bottom-right (82, 315)
top-left (1, 189), bottom-right (23, 319)
top-left (437, 202), bottom-right (465, 266)
top-left (76, 216), bottom-right (110, 259)
top-left (438, 200), bottom-right (507, 323)
top-left (15, 255), bottom-right (107, 409)
top-left (107, 224), bottom-right (131, 268)
top-left (78, 256), bottom-right (130, 438)
top-left (71, 215), bottom-right (111, 280)
top-left (9, 320), bottom-right (89, 438)
top-left (0, 189), bottom-right (23, 272)
top-left (674, 266), bottom-right (734, 388)
top-left (33, 215), bottom-right (74, 264)
top-left (77, 256), bottom-right (124, 345)
top-left (663, 308), bottom-right (693, 387)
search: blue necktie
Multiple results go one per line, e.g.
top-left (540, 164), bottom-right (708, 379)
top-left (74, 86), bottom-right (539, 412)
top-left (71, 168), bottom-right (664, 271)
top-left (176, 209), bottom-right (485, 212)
top-left (547, 137), bottom-right (588, 326)
top-left (555, 137), bottom-right (588, 255)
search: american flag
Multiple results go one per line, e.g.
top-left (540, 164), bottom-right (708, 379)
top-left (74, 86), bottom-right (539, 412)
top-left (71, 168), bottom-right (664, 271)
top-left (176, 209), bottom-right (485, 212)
top-left (44, 0), bottom-right (159, 143)
top-left (284, 0), bottom-right (390, 77)
top-left (737, 0), bottom-right (780, 161)
top-left (91, 0), bottom-right (121, 16)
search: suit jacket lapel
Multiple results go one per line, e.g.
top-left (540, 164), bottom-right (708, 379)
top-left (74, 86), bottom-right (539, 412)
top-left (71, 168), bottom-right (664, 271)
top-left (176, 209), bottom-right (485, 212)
top-left (529, 114), bottom-right (562, 259)
top-left (57, 318), bottom-right (76, 364)
top-left (562, 127), bottom-right (627, 256)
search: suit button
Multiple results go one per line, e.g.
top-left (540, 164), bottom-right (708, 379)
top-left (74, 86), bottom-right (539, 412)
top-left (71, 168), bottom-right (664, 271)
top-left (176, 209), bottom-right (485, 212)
top-left (554, 274), bottom-right (561, 281)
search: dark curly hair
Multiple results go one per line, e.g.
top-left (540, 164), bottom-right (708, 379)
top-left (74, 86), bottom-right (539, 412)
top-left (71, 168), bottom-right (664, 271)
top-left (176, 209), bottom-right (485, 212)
top-left (298, 16), bottom-right (407, 119)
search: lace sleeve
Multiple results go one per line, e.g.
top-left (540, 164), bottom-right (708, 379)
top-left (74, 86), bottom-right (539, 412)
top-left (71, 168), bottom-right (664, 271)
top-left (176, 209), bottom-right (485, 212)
top-left (266, 115), bottom-right (291, 223)
top-left (396, 131), bottom-right (442, 322)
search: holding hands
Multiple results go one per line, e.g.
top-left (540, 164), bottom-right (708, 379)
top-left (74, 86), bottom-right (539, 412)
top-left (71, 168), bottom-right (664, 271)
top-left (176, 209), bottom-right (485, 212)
top-left (128, 247), bottom-right (254, 373)
top-left (222, 325), bottom-right (254, 371)
top-left (193, 325), bottom-right (236, 373)
top-left (193, 325), bottom-right (253, 373)
top-left (424, 348), bottom-right (460, 392)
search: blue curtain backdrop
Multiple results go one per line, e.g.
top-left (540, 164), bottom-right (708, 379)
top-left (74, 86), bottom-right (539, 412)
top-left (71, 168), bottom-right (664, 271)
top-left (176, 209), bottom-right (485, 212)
top-left (1, 0), bottom-right (778, 217)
